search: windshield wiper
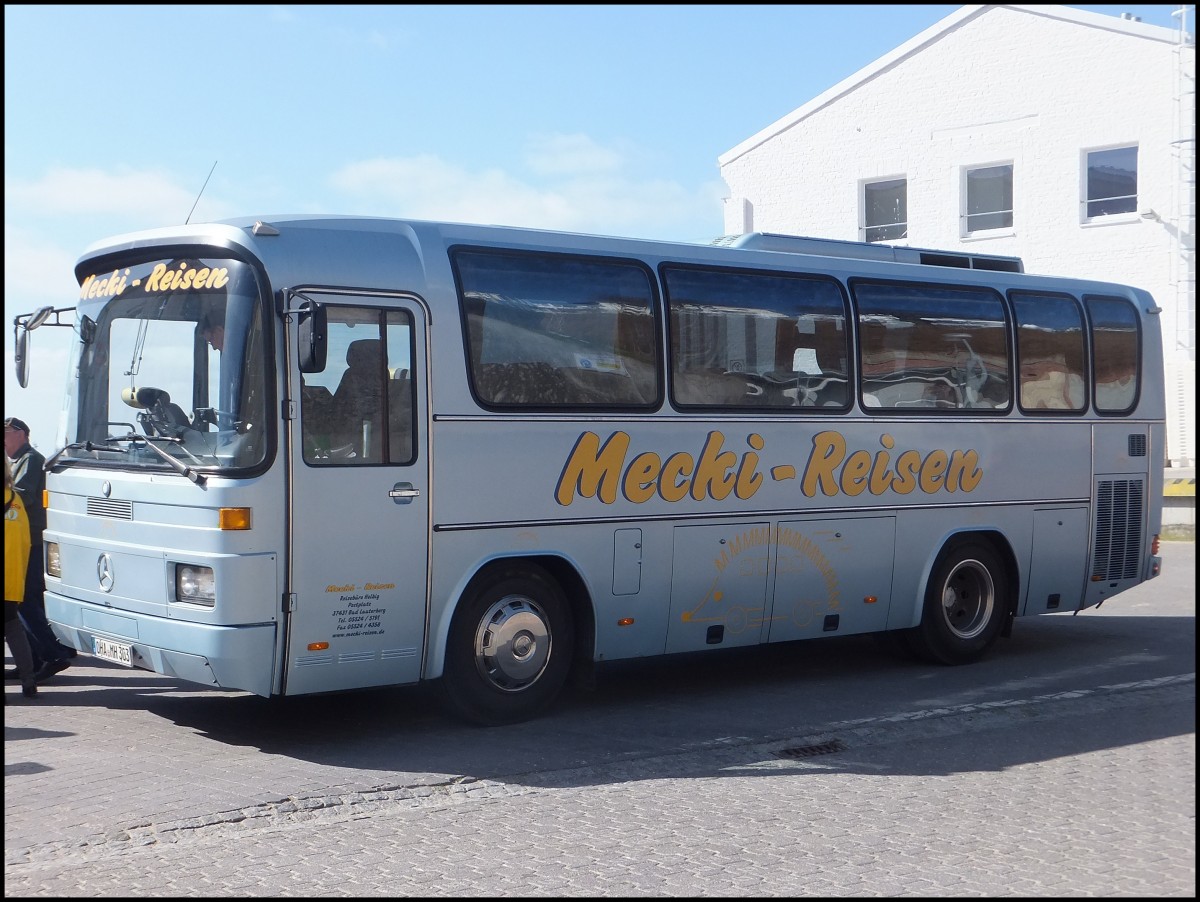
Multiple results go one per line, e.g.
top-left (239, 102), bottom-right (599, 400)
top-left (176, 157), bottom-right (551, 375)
top-left (44, 440), bottom-right (125, 470)
top-left (114, 432), bottom-right (207, 485)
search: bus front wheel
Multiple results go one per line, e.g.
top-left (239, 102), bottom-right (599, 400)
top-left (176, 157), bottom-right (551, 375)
top-left (906, 540), bottom-right (1008, 666)
top-left (440, 564), bottom-right (575, 726)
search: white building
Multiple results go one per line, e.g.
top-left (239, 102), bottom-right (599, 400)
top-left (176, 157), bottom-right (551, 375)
top-left (719, 4), bottom-right (1195, 466)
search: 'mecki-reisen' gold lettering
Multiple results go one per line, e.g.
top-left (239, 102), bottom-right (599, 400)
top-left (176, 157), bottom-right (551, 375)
top-left (79, 269), bottom-right (132, 300)
top-left (554, 430), bottom-right (982, 506)
top-left (144, 262), bottom-right (229, 292)
top-left (79, 261), bottom-right (230, 301)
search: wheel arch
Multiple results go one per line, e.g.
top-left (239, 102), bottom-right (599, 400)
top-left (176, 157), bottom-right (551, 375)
top-left (893, 528), bottom-right (1020, 632)
top-left (941, 529), bottom-right (1020, 630)
top-left (424, 552), bottom-right (596, 682)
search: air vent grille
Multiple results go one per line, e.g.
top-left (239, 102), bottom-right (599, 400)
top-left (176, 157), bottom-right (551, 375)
top-left (86, 498), bottom-right (133, 520)
top-left (1092, 479), bottom-right (1144, 580)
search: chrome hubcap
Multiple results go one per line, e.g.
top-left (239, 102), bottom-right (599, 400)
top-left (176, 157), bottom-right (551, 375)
top-left (473, 595), bottom-right (552, 692)
top-left (940, 558), bottom-right (995, 640)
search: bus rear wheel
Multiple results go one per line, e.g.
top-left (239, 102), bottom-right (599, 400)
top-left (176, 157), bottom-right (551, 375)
top-left (905, 540), bottom-right (1008, 665)
top-left (440, 564), bottom-right (574, 726)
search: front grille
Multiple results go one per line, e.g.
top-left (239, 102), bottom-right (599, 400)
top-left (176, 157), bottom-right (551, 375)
top-left (87, 498), bottom-right (133, 520)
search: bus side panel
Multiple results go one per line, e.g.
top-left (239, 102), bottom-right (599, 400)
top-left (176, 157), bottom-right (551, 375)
top-left (884, 505), bottom-right (1035, 631)
top-left (768, 516), bottom-right (896, 642)
top-left (423, 523), bottom-right (677, 681)
top-left (1023, 507), bottom-right (1089, 615)
top-left (665, 522), bottom-right (771, 653)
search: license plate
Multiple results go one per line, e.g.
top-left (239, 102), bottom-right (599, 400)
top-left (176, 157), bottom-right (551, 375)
top-left (94, 637), bottom-right (133, 667)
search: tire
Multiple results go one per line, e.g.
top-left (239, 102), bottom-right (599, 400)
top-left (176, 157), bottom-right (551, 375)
top-left (905, 540), bottom-right (1008, 666)
top-left (440, 564), bottom-right (575, 726)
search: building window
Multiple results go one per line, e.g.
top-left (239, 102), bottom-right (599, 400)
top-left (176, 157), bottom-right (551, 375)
top-left (1084, 146), bottom-right (1137, 218)
top-left (964, 164), bottom-right (1013, 233)
top-left (863, 178), bottom-right (907, 243)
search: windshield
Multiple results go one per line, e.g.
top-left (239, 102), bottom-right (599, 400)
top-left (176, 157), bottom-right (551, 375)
top-left (59, 255), bottom-right (272, 472)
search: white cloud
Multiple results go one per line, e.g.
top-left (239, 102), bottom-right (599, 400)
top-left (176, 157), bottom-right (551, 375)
top-left (7, 167), bottom-right (194, 220)
top-left (329, 135), bottom-right (726, 241)
top-left (524, 133), bottom-right (626, 177)
top-left (3, 224), bottom-right (79, 308)
top-left (4, 166), bottom-right (239, 231)
top-left (2, 225), bottom-right (80, 451)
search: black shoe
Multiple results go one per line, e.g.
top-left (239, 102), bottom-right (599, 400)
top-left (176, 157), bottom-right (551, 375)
top-left (34, 659), bottom-right (70, 683)
top-left (22, 677), bottom-right (38, 698)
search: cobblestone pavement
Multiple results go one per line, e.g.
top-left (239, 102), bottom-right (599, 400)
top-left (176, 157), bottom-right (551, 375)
top-left (5, 544), bottom-right (1195, 897)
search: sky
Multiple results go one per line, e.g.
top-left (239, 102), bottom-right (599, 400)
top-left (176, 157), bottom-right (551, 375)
top-left (4, 3), bottom-right (1189, 450)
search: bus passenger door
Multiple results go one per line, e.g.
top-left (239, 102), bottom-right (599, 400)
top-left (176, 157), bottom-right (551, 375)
top-left (282, 296), bottom-right (428, 695)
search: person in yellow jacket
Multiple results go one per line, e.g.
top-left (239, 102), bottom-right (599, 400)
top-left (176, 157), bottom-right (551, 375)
top-left (5, 455), bottom-right (37, 698)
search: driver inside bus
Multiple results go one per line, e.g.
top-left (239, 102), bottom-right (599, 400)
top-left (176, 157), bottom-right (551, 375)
top-left (200, 310), bottom-right (225, 352)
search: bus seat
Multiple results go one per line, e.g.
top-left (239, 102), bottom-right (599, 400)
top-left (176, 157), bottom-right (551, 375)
top-left (474, 362), bottom-right (573, 405)
top-left (333, 339), bottom-right (387, 460)
top-left (301, 384), bottom-right (338, 456)
top-left (562, 367), bottom-right (644, 404)
top-left (674, 370), bottom-right (750, 406)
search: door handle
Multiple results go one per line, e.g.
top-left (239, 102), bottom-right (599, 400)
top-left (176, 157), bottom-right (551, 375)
top-left (389, 482), bottom-right (421, 505)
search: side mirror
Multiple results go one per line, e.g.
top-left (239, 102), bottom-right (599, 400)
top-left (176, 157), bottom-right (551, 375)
top-left (297, 300), bottom-right (328, 373)
top-left (12, 305), bottom-right (72, 388)
top-left (15, 326), bottom-right (29, 388)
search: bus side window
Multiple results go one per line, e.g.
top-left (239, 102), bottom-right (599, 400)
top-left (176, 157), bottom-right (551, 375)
top-left (1012, 291), bottom-right (1087, 413)
top-left (455, 250), bottom-right (659, 411)
top-left (664, 265), bottom-right (850, 410)
top-left (1087, 296), bottom-right (1140, 414)
top-left (853, 280), bottom-right (1010, 412)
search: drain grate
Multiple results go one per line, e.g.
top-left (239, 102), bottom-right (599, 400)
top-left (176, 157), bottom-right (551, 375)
top-left (776, 738), bottom-right (847, 759)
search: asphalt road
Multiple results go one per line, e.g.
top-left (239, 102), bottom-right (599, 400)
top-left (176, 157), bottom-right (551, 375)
top-left (5, 542), bottom-right (1195, 896)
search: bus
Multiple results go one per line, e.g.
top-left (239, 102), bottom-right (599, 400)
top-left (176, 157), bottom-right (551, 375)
top-left (13, 216), bottom-right (1165, 725)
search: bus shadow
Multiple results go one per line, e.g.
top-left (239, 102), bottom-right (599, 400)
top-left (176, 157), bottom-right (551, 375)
top-left (127, 610), bottom-right (1195, 787)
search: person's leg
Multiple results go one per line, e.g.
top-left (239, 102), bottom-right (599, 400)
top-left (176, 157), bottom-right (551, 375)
top-left (19, 544), bottom-right (72, 672)
top-left (19, 544), bottom-right (76, 682)
top-left (5, 601), bottom-right (38, 697)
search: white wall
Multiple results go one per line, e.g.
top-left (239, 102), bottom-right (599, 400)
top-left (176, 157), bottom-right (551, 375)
top-left (720, 6), bottom-right (1195, 464)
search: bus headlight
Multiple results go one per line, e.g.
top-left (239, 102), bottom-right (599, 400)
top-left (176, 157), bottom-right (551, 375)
top-left (175, 564), bottom-right (216, 606)
top-left (45, 542), bottom-right (62, 578)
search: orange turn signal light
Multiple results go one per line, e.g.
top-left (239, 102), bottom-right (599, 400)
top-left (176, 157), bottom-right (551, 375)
top-left (219, 507), bottom-right (252, 530)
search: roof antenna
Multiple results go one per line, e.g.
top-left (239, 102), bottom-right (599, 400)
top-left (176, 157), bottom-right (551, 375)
top-left (185, 160), bottom-right (218, 225)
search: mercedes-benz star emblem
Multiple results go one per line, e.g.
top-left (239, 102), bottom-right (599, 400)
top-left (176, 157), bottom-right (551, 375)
top-left (97, 553), bottom-right (115, 592)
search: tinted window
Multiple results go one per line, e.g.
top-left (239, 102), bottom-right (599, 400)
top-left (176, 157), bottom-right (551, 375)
top-left (664, 266), bottom-right (850, 410)
top-left (1011, 291), bottom-right (1087, 413)
top-left (853, 280), bottom-right (1011, 412)
top-left (454, 249), bottom-right (659, 409)
top-left (1087, 296), bottom-right (1140, 413)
